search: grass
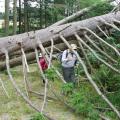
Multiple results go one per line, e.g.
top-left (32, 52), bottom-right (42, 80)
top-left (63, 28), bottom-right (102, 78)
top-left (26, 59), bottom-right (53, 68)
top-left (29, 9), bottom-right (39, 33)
top-left (0, 63), bottom-right (83, 120)
top-left (0, 65), bottom-right (35, 119)
top-left (0, 62), bottom-right (119, 120)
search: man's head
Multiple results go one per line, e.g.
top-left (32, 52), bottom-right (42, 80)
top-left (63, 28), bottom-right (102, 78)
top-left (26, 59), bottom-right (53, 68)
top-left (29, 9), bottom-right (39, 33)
top-left (70, 44), bottom-right (77, 50)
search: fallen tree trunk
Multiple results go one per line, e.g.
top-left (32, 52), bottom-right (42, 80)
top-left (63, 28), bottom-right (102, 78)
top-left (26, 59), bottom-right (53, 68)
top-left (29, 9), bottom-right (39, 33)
top-left (0, 40), bottom-right (78, 71)
top-left (1, 8), bottom-right (120, 119)
top-left (0, 12), bottom-right (120, 57)
top-left (0, 52), bottom-right (36, 71)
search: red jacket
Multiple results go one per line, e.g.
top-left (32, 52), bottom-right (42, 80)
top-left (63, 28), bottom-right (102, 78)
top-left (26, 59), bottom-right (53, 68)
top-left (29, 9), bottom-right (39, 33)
top-left (39, 57), bottom-right (48, 71)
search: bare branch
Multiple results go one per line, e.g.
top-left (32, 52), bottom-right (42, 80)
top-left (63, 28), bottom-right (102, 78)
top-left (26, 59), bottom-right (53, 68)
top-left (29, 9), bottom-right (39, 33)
top-left (99, 114), bottom-right (110, 120)
top-left (100, 18), bottom-right (120, 32)
top-left (60, 35), bottom-right (120, 118)
top-left (29, 90), bottom-right (57, 101)
top-left (5, 50), bottom-right (55, 120)
top-left (75, 34), bottom-right (120, 74)
top-left (97, 25), bottom-right (109, 38)
top-left (48, 38), bottom-right (54, 68)
top-left (35, 48), bottom-right (48, 113)
top-left (113, 18), bottom-right (120, 24)
top-left (77, 40), bottom-right (93, 72)
top-left (82, 27), bottom-right (120, 56)
top-left (22, 53), bottom-right (30, 97)
top-left (0, 75), bottom-right (9, 98)
top-left (5, 50), bottom-right (44, 114)
top-left (53, 46), bottom-right (62, 52)
top-left (84, 34), bottom-right (117, 63)
top-left (21, 48), bottom-right (30, 72)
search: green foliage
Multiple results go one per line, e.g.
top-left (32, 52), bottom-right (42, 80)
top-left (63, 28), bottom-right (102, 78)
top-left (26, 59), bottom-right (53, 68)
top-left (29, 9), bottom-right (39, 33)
top-left (105, 36), bottom-right (120, 46)
top-left (87, 52), bottom-right (97, 63)
top-left (111, 30), bottom-right (120, 41)
top-left (61, 83), bottom-right (74, 95)
top-left (44, 68), bottom-right (58, 81)
top-left (81, 2), bottom-right (113, 20)
top-left (0, 28), bottom-right (5, 37)
top-left (104, 36), bottom-right (120, 58)
top-left (68, 87), bottom-right (99, 119)
top-left (74, 64), bottom-right (86, 77)
top-left (31, 113), bottom-right (47, 120)
top-left (105, 111), bottom-right (118, 120)
top-left (79, 0), bottom-right (100, 9)
top-left (65, 0), bottom-right (77, 6)
top-left (93, 64), bottom-right (120, 92)
top-left (106, 37), bottom-right (116, 45)
top-left (54, 0), bottom-right (65, 4)
top-left (108, 31), bottom-right (120, 54)
top-left (107, 91), bottom-right (120, 107)
top-left (116, 44), bottom-right (120, 49)
top-left (1, 0), bottom-right (114, 37)
top-left (87, 52), bottom-right (101, 67)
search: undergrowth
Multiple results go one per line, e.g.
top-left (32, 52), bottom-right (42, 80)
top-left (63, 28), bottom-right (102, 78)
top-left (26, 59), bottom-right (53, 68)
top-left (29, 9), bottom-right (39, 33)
top-left (30, 113), bottom-right (47, 120)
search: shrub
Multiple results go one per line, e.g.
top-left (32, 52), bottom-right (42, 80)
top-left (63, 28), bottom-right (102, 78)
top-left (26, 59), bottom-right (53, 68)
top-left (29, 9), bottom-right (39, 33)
top-left (61, 83), bottom-right (74, 96)
top-left (81, 2), bottom-right (113, 20)
top-left (44, 68), bottom-right (58, 81)
top-left (30, 113), bottom-right (47, 120)
top-left (93, 64), bottom-right (120, 92)
top-left (87, 52), bottom-right (101, 68)
top-left (68, 91), bottom-right (99, 119)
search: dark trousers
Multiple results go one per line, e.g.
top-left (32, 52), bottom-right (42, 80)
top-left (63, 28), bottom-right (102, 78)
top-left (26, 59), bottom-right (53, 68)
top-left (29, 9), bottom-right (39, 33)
top-left (62, 67), bottom-right (75, 83)
top-left (42, 71), bottom-right (46, 84)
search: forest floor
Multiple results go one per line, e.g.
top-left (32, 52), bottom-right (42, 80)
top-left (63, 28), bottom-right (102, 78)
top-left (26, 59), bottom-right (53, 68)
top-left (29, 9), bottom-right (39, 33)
top-left (0, 63), bottom-right (83, 120)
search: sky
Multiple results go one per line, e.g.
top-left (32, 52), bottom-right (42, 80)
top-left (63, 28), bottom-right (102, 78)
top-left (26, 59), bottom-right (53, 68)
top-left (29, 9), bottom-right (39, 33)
top-left (0, 0), bottom-right (37, 13)
top-left (0, 0), bottom-right (15, 13)
top-left (0, 0), bottom-right (5, 13)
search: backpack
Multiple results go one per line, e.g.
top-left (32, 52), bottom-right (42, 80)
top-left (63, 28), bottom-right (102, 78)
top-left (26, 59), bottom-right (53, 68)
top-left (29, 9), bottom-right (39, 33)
top-left (57, 50), bottom-right (77, 65)
top-left (57, 50), bottom-right (69, 63)
top-left (39, 57), bottom-right (48, 71)
top-left (57, 52), bottom-right (63, 63)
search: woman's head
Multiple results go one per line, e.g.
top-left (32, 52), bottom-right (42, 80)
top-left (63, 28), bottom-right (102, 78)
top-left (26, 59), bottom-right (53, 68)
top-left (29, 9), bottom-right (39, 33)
top-left (39, 53), bottom-right (42, 58)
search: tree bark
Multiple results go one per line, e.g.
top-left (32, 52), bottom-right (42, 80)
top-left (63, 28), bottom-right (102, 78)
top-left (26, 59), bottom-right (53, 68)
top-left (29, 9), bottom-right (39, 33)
top-left (0, 39), bottom-right (78, 71)
top-left (0, 52), bottom-right (36, 71)
top-left (0, 11), bottom-right (120, 57)
top-left (19, 0), bottom-right (22, 33)
top-left (44, 0), bottom-right (48, 28)
top-left (39, 0), bottom-right (43, 28)
top-left (24, 0), bottom-right (28, 32)
top-left (5, 0), bottom-right (9, 36)
top-left (13, 0), bottom-right (17, 34)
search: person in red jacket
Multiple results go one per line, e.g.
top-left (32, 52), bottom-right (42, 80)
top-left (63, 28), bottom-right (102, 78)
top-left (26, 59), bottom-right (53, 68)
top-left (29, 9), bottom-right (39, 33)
top-left (39, 53), bottom-right (48, 83)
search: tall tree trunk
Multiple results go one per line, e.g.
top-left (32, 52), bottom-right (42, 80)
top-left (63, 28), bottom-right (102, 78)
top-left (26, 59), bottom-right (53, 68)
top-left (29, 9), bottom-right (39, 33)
top-left (44, 0), bottom-right (47, 28)
top-left (19, 0), bottom-right (22, 33)
top-left (24, 0), bottom-right (28, 32)
top-left (13, 0), bottom-right (17, 35)
top-left (39, 0), bottom-right (43, 29)
top-left (5, 0), bottom-right (9, 36)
